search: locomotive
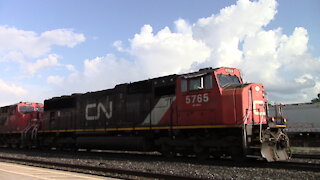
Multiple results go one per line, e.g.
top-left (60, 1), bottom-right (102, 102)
top-left (0, 67), bottom-right (290, 161)
top-left (0, 102), bottom-right (43, 147)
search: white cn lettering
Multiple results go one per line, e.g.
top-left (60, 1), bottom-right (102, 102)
top-left (85, 101), bottom-right (113, 120)
top-left (253, 100), bottom-right (266, 116)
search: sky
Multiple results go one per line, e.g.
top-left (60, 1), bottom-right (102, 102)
top-left (0, 0), bottom-right (319, 105)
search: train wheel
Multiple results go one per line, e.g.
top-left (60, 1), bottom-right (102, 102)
top-left (212, 154), bottom-right (221, 159)
top-left (194, 146), bottom-right (209, 160)
top-left (196, 151), bottom-right (209, 160)
top-left (161, 144), bottom-right (175, 158)
top-left (10, 143), bottom-right (18, 149)
top-left (231, 146), bottom-right (246, 161)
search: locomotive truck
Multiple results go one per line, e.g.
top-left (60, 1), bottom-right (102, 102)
top-left (0, 67), bottom-right (290, 161)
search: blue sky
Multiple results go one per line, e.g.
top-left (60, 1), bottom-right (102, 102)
top-left (0, 0), bottom-right (319, 105)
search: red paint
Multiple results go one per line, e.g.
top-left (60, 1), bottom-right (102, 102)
top-left (159, 67), bottom-right (267, 126)
top-left (0, 102), bottom-right (43, 133)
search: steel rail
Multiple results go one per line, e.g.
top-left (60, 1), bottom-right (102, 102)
top-left (292, 153), bottom-right (320, 159)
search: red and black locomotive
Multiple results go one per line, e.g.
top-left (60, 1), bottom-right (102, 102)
top-left (0, 67), bottom-right (290, 161)
top-left (0, 102), bottom-right (43, 147)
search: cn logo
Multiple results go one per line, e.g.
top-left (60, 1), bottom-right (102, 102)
top-left (85, 101), bottom-right (113, 120)
top-left (253, 100), bottom-right (266, 116)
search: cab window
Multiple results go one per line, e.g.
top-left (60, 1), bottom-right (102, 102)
top-left (204, 75), bottom-right (212, 89)
top-left (190, 78), bottom-right (203, 91)
top-left (181, 79), bottom-right (187, 92)
top-left (50, 112), bottom-right (55, 122)
top-left (218, 74), bottom-right (241, 88)
top-left (36, 107), bottom-right (44, 112)
top-left (181, 74), bottom-right (213, 92)
top-left (19, 106), bottom-right (35, 113)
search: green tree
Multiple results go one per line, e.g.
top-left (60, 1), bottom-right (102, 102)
top-left (311, 93), bottom-right (320, 103)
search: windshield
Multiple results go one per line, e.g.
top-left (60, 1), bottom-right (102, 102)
top-left (218, 74), bottom-right (241, 88)
top-left (36, 107), bottom-right (44, 112)
top-left (19, 106), bottom-right (35, 113)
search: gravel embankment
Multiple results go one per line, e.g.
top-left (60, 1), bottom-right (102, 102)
top-left (0, 148), bottom-right (319, 180)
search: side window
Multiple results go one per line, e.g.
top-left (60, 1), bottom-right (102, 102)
top-left (8, 106), bottom-right (17, 115)
top-left (189, 78), bottom-right (203, 91)
top-left (50, 112), bottom-right (55, 123)
top-left (36, 107), bottom-right (44, 112)
top-left (204, 75), bottom-right (212, 89)
top-left (181, 79), bottom-right (187, 92)
top-left (182, 74), bottom-right (213, 92)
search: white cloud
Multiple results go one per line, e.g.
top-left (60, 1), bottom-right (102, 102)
top-left (52, 25), bottom-right (211, 93)
top-left (47, 75), bottom-right (64, 85)
top-left (191, 0), bottom-right (277, 67)
top-left (175, 19), bottom-right (192, 34)
top-left (40, 29), bottom-right (85, 48)
top-left (0, 26), bottom-right (85, 88)
top-left (278, 27), bottom-right (308, 58)
top-left (40, 0), bottom-right (320, 103)
top-left (25, 54), bottom-right (60, 75)
top-left (0, 51), bottom-right (25, 63)
top-left (129, 25), bottom-right (211, 76)
top-left (0, 26), bottom-right (85, 59)
top-left (65, 64), bottom-right (76, 71)
top-left (113, 40), bottom-right (124, 52)
top-left (0, 79), bottom-right (27, 96)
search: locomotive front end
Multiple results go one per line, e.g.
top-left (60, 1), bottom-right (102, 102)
top-left (240, 83), bottom-right (290, 162)
top-left (217, 67), bottom-right (290, 161)
top-left (260, 107), bottom-right (290, 162)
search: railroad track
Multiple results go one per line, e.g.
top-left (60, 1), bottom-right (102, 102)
top-left (206, 159), bottom-right (320, 173)
top-left (292, 153), bottom-right (320, 159)
top-left (0, 148), bottom-right (319, 179)
top-left (0, 155), bottom-right (199, 180)
top-left (263, 161), bottom-right (320, 172)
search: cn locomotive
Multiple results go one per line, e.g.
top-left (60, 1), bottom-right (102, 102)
top-left (0, 67), bottom-right (290, 161)
top-left (0, 102), bottom-right (43, 147)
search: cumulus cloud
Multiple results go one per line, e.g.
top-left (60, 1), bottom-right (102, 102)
top-left (47, 75), bottom-right (64, 85)
top-left (53, 24), bottom-right (211, 94)
top-left (129, 25), bottom-right (211, 76)
top-left (0, 79), bottom-right (27, 95)
top-left (25, 54), bottom-right (60, 75)
top-left (113, 41), bottom-right (125, 52)
top-left (40, 29), bottom-right (85, 48)
top-left (0, 26), bottom-right (85, 76)
top-left (191, 0), bottom-right (276, 66)
top-left (22, 0), bottom-right (320, 103)
top-left (65, 64), bottom-right (76, 72)
top-left (0, 26), bottom-right (85, 104)
top-left (0, 26), bottom-right (85, 59)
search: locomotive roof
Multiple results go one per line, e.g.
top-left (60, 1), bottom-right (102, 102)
top-left (45, 67), bottom-right (229, 102)
top-left (180, 67), bottom-right (218, 79)
top-left (0, 102), bottom-right (43, 109)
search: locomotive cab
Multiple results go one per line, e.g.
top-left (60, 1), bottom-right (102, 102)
top-left (176, 67), bottom-right (290, 161)
top-left (0, 102), bottom-right (43, 148)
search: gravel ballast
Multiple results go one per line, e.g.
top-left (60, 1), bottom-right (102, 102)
top-left (0, 148), bottom-right (319, 180)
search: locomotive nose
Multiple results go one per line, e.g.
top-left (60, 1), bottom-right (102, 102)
top-left (261, 129), bottom-right (290, 162)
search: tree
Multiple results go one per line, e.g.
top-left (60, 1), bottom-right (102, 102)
top-left (311, 93), bottom-right (320, 103)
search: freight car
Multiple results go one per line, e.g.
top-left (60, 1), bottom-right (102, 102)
top-left (0, 102), bottom-right (43, 147)
top-left (269, 103), bottom-right (320, 147)
top-left (0, 67), bottom-right (290, 162)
